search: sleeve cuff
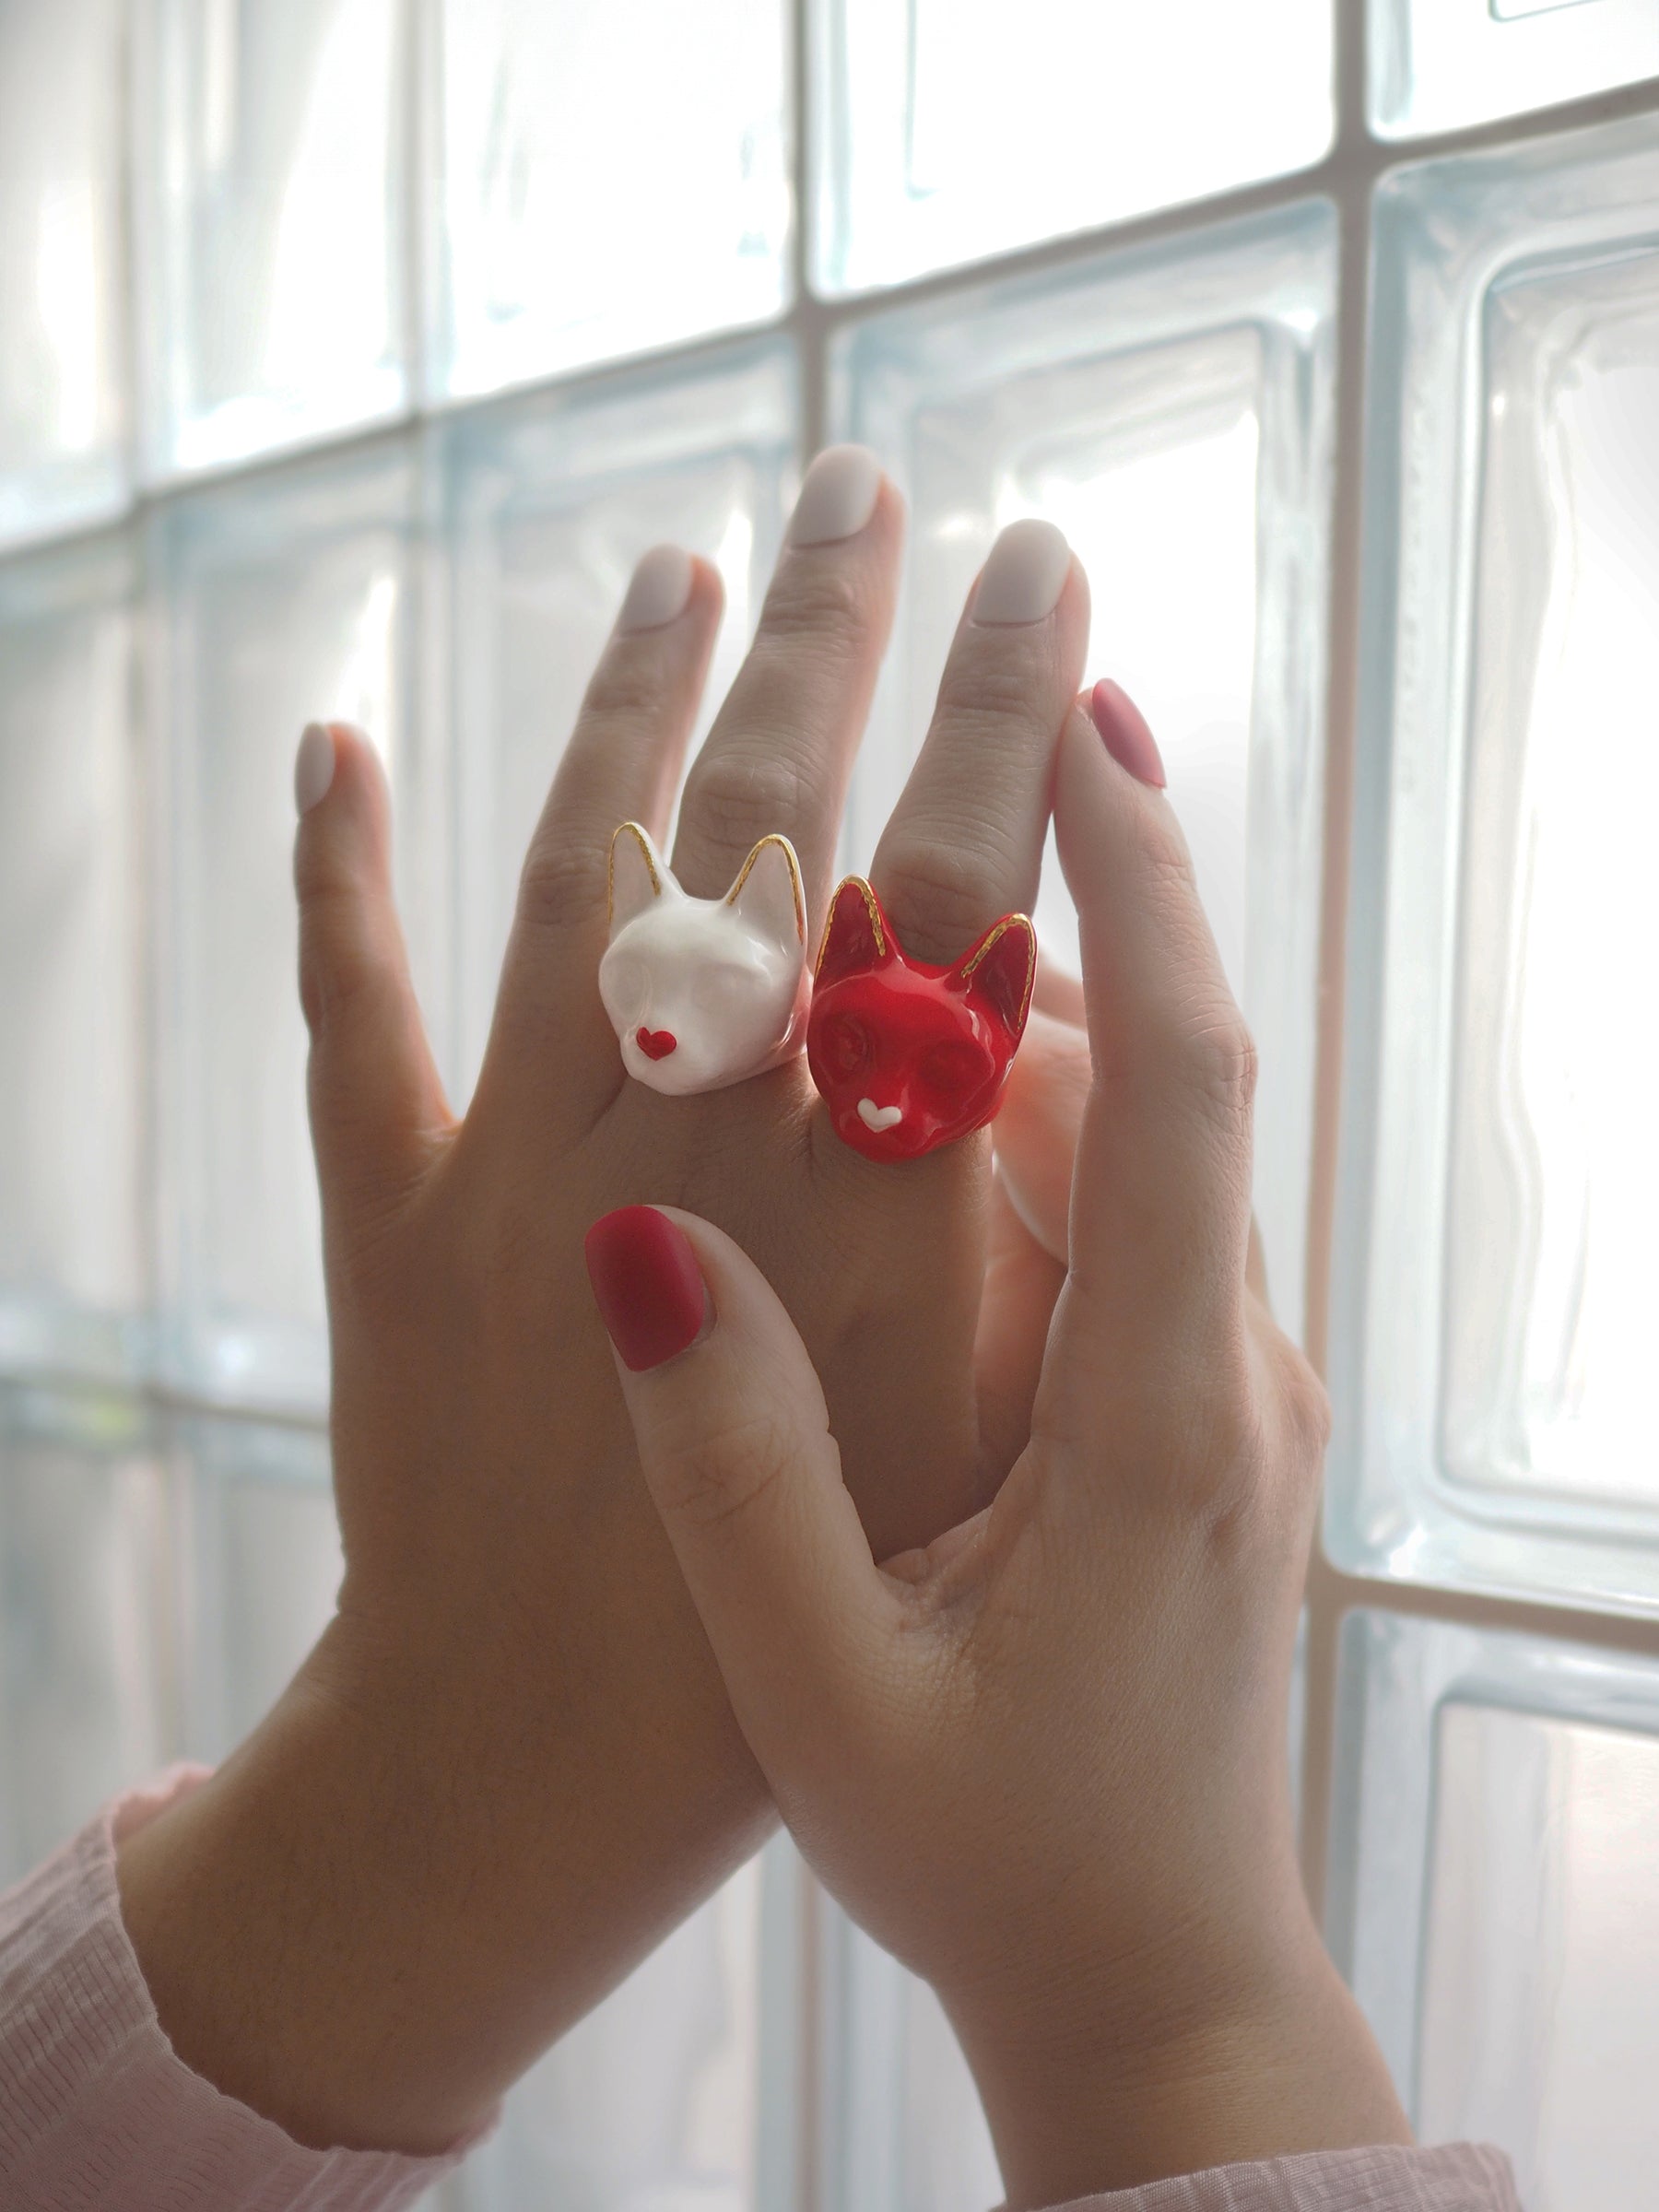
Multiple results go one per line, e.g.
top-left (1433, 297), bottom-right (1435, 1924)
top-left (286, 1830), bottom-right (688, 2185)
top-left (1036, 2142), bottom-right (1521, 2212)
top-left (0, 1766), bottom-right (489, 2211)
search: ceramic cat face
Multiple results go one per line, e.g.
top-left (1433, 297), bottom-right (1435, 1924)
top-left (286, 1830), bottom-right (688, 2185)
top-left (806, 878), bottom-right (1036, 1161)
top-left (599, 823), bottom-right (809, 1096)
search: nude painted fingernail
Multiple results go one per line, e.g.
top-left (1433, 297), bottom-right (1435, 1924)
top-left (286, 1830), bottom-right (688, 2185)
top-left (294, 722), bottom-right (336, 815)
top-left (971, 518), bottom-right (1071, 626)
top-left (618, 544), bottom-right (694, 632)
top-left (1091, 679), bottom-right (1167, 790)
top-left (788, 444), bottom-right (882, 547)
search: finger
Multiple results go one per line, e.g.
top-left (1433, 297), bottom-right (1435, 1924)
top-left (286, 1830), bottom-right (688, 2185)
top-left (975, 1177), bottom-right (1066, 1477)
top-left (1030, 956), bottom-right (1087, 1028)
top-left (485, 547), bottom-right (724, 1102)
top-left (871, 520), bottom-right (1088, 963)
top-left (1051, 683), bottom-right (1255, 1363)
top-left (293, 723), bottom-right (449, 1211)
top-left (1247, 1218), bottom-right (1270, 1309)
top-left (584, 1205), bottom-right (898, 1769)
top-left (672, 446), bottom-right (904, 915)
top-left (992, 1006), bottom-right (1092, 1263)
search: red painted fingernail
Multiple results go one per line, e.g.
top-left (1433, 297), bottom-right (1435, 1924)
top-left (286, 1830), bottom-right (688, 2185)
top-left (1090, 679), bottom-right (1166, 789)
top-left (584, 1206), bottom-right (707, 1371)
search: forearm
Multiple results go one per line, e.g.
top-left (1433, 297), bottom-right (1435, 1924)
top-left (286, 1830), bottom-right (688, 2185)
top-left (115, 1606), bottom-right (771, 2157)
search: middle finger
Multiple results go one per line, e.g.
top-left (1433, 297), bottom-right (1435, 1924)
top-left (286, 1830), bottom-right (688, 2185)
top-left (670, 444), bottom-right (904, 915)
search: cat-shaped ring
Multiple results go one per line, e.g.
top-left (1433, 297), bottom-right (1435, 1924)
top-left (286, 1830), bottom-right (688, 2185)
top-left (806, 877), bottom-right (1036, 1161)
top-left (599, 822), bottom-right (811, 1095)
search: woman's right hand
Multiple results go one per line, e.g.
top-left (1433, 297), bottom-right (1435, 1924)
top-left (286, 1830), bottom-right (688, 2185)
top-left (595, 685), bottom-right (1412, 2206)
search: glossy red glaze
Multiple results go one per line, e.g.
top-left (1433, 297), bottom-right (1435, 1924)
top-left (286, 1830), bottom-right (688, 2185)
top-left (636, 1027), bottom-right (677, 1060)
top-left (806, 879), bottom-right (1036, 1162)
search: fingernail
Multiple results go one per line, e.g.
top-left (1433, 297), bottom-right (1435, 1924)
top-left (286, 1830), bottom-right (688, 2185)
top-left (618, 544), bottom-right (694, 632)
top-left (788, 444), bottom-right (882, 547)
top-left (971, 518), bottom-right (1071, 626)
top-left (1090, 679), bottom-right (1166, 789)
top-left (294, 722), bottom-right (336, 814)
top-left (584, 1206), bottom-right (708, 1372)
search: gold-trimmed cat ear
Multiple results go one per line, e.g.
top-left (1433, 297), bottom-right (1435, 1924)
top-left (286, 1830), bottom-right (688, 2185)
top-left (959, 912), bottom-right (1037, 1038)
top-left (816, 876), bottom-right (889, 983)
top-left (725, 833), bottom-right (806, 947)
top-left (608, 821), bottom-right (665, 932)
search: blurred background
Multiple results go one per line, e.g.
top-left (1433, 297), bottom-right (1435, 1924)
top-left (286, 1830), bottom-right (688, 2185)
top-left (1, 4), bottom-right (1658, 2207)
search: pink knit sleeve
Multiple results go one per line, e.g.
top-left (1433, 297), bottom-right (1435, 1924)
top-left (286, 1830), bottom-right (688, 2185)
top-left (1040, 2142), bottom-right (1521, 2211)
top-left (0, 1766), bottom-right (488, 2212)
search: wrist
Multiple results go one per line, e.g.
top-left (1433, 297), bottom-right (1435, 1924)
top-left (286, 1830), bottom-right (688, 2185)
top-left (117, 1612), bottom-right (773, 2155)
top-left (947, 1907), bottom-right (1410, 2207)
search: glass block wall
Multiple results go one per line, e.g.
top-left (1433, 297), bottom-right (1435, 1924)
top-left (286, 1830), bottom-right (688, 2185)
top-left (1, 6), bottom-right (1657, 2207)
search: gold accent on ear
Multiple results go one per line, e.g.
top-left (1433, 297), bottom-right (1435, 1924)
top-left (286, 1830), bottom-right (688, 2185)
top-left (725, 833), bottom-right (806, 945)
top-left (606, 820), bottom-right (662, 925)
top-left (959, 912), bottom-right (1037, 1029)
top-left (815, 876), bottom-right (887, 975)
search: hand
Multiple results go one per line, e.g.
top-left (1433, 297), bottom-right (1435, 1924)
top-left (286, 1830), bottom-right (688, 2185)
top-left (594, 685), bottom-right (1410, 2205)
top-left (116, 453), bottom-right (1089, 2152)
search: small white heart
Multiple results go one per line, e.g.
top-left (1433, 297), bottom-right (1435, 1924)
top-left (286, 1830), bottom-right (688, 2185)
top-left (857, 1098), bottom-right (902, 1132)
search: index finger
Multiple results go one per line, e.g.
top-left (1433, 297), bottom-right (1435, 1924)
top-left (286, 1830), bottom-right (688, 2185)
top-left (1051, 684), bottom-right (1257, 1366)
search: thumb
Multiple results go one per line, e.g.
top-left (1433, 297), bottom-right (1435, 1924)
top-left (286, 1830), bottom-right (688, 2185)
top-left (584, 1206), bottom-right (894, 1757)
top-left (293, 722), bottom-right (449, 1211)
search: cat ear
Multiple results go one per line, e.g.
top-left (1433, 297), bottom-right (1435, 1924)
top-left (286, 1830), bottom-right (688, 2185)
top-left (816, 877), bottom-right (889, 987)
top-left (959, 914), bottom-right (1036, 1039)
top-left (608, 822), bottom-right (666, 933)
top-left (726, 835), bottom-right (806, 947)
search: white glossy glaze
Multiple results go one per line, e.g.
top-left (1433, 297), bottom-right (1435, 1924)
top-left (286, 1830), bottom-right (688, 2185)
top-left (599, 823), bottom-right (810, 1096)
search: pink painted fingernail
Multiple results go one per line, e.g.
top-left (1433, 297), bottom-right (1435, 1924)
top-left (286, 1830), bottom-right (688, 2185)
top-left (1090, 680), bottom-right (1166, 790)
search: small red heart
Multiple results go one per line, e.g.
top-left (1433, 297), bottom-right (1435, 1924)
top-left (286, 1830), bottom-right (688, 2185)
top-left (636, 1027), bottom-right (677, 1060)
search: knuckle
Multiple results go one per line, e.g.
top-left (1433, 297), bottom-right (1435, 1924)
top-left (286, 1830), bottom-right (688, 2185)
top-left (581, 643), bottom-right (674, 727)
top-left (296, 886), bottom-right (374, 1037)
top-left (516, 835), bottom-right (599, 935)
top-left (1286, 1353), bottom-right (1334, 1464)
top-left (657, 1408), bottom-right (797, 1533)
top-left (935, 652), bottom-right (1050, 739)
top-left (682, 747), bottom-right (814, 854)
top-left (1182, 1011), bottom-right (1259, 1119)
top-left (880, 840), bottom-right (1001, 956)
top-left (757, 559), bottom-right (872, 653)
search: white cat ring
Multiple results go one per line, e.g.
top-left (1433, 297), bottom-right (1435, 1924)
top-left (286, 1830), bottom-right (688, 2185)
top-left (599, 822), bottom-right (810, 1096)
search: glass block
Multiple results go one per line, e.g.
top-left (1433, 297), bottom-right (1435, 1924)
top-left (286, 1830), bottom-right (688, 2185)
top-left (0, 0), bottom-right (128, 547)
top-left (810, 0), bottom-right (1333, 296)
top-left (1370, 0), bottom-right (1659, 140)
top-left (1327, 1611), bottom-right (1659, 2210)
top-left (171, 1415), bottom-right (340, 1759)
top-left (833, 203), bottom-right (1335, 1339)
top-left (132, 0), bottom-right (410, 479)
top-left (441, 341), bottom-right (795, 1090)
top-left (458, 1839), bottom-right (791, 2212)
top-left (152, 436), bottom-right (448, 1413)
top-left (0, 533), bottom-right (146, 1381)
top-left (0, 1386), bottom-right (169, 1887)
top-left (1331, 116), bottom-right (1659, 1611)
top-left (427, 0), bottom-right (791, 399)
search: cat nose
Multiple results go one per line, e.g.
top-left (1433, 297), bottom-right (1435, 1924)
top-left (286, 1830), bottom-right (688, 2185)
top-left (637, 1027), bottom-right (677, 1060)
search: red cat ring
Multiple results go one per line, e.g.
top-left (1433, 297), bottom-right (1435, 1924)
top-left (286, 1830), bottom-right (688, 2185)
top-left (806, 878), bottom-right (1036, 1162)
